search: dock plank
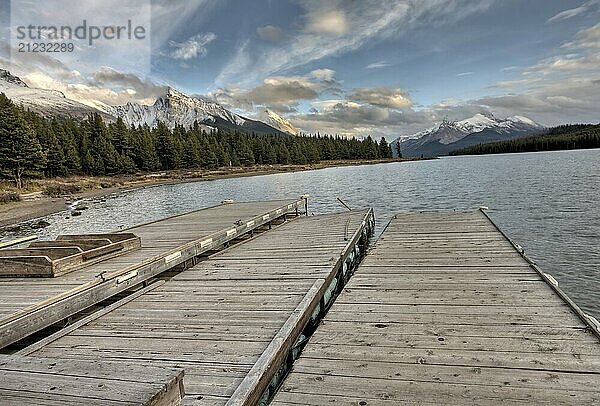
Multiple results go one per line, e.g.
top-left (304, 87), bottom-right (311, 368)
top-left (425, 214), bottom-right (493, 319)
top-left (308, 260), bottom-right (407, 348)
top-left (272, 210), bottom-right (600, 405)
top-left (0, 199), bottom-right (303, 348)
top-left (0, 355), bottom-right (184, 405)
top-left (24, 209), bottom-right (374, 404)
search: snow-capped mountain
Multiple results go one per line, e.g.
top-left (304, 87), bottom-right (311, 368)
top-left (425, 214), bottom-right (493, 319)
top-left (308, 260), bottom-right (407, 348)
top-left (394, 112), bottom-right (545, 157)
top-left (108, 88), bottom-right (287, 135)
top-left (261, 109), bottom-right (300, 136)
top-left (0, 69), bottom-right (289, 136)
top-left (0, 69), bottom-right (110, 120)
top-left (107, 87), bottom-right (236, 131)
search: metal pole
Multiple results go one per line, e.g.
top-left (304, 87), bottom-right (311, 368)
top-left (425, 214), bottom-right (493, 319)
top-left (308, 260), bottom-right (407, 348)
top-left (337, 197), bottom-right (352, 211)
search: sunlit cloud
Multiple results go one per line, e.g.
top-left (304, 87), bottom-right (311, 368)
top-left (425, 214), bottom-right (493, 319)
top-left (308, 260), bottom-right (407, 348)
top-left (169, 32), bottom-right (217, 60)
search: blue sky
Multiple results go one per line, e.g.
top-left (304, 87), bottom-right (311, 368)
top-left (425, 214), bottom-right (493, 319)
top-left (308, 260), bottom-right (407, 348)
top-left (1, 0), bottom-right (599, 138)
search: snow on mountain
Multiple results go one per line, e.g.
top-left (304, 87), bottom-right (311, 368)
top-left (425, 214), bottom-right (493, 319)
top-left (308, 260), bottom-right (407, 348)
top-left (108, 88), bottom-right (288, 135)
top-left (261, 109), bottom-right (300, 136)
top-left (394, 112), bottom-right (545, 157)
top-left (0, 69), bottom-right (110, 120)
top-left (403, 113), bottom-right (543, 144)
top-left (0, 69), bottom-right (28, 87)
top-left (0, 69), bottom-right (287, 136)
top-left (107, 88), bottom-right (226, 131)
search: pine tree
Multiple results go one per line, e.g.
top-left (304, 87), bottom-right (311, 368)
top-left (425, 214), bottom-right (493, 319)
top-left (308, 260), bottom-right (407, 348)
top-left (111, 117), bottom-right (128, 155)
top-left (213, 142), bottom-right (230, 167)
top-left (55, 122), bottom-right (81, 173)
top-left (237, 136), bottom-right (255, 166)
top-left (394, 140), bottom-right (403, 158)
top-left (379, 137), bottom-right (392, 159)
top-left (0, 94), bottom-right (46, 188)
top-left (154, 122), bottom-right (178, 170)
top-left (183, 136), bottom-right (202, 168)
top-left (45, 128), bottom-right (66, 177)
top-left (131, 126), bottom-right (159, 171)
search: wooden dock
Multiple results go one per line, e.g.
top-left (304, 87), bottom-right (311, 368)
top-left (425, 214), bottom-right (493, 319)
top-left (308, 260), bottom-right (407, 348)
top-left (0, 355), bottom-right (184, 405)
top-left (0, 199), bottom-right (305, 349)
top-left (272, 209), bottom-right (600, 405)
top-left (17, 209), bottom-right (374, 405)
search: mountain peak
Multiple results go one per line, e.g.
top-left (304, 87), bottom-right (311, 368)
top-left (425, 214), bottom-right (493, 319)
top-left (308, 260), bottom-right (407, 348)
top-left (263, 109), bottom-right (300, 136)
top-left (0, 69), bottom-right (28, 88)
top-left (164, 86), bottom-right (186, 99)
top-left (507, 115), bottom-right (539, 126)
top-left (395, 112), bottom-right (545, 157)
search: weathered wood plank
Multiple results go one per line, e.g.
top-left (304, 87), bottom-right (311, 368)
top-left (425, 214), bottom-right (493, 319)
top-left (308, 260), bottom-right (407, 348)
top-left (272, 209), bottom-right (600, 405)
top-left (23, 209), bottom-right (374, 405)
top-left (0, 355), bottom-right (184, 406)
top-left (0, 199), bottom-right (304, 348)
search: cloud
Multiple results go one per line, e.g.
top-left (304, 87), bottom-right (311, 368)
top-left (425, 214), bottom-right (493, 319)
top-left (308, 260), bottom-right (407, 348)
top-left (456, 71), bottom-right (474, 77)
top-left (310, 68), bottom-right (336, 81)
top-left (216, 0), bottom-right (495, 85)
top-left (531, 54), bottom-right (600, 75)
top-left (212, 68), bottom-right (343, 113)
top-left (256, 25), bottom-right (284, 43)
top-left (473, 78), bottom-right (600, 123)
top-left (547, 1), bottom-right (599, 23)
top-left (0, 41), bottom-right (75, 79)
top-left (348, 87), bottom-right (413, 109)
top-left (89, 67), bottom-right (167, 100)
top-left (562, 23), bottom-right (600, 49)
top-left (151, 1), bottom-right (218, 49)
top-left (19, 67), bottom-right (167, 109)
top-left (518, 23), bottom-right (600, 77)
top-left (212, 74), bottom-right (324, 113)
top-left (365, 61), bottom-right (391, 69)
top-left (305, 9), bottom-right (349, 36)
top-left (547, 6), bottom-right (588, 22)
top-left (169, 33), bottom-right (216, 60)
top-left (289, 99), bottom-right (433, 138)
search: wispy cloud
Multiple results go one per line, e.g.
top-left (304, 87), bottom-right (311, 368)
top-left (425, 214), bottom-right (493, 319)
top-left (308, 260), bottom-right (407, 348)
top-left (365, 61), bottom-right (391, 69)
top-left (216, 0), bottom-right (495, 86)
top-left (562, 23), bottom-right (600, 49)
top-left (169, 33), bottom-right (217, 60)
top-left (456, 71), bottom-right (474, 77)
top-left (547, 0), bottom-right (599, 23)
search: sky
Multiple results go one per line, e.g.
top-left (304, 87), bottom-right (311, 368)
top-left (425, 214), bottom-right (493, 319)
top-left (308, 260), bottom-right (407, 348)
top-left (0, 0), bottom-right (599, 139)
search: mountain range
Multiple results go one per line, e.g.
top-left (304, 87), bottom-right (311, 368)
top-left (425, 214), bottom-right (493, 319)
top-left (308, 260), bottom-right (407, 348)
top-left (0, 69), bottom-right (299, 136)
top-left (2, 69), bottom-right (544, 149)
top-left (393, 113), bottom-right (545, 157)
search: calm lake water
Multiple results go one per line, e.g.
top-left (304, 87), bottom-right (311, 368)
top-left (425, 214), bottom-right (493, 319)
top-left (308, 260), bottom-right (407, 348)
top-left (4, 148), bottom-right (600, 318)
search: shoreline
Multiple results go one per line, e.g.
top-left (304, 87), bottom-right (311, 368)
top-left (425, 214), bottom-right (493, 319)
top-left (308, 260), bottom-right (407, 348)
top-left (0, 158), bottom-right (418, 228)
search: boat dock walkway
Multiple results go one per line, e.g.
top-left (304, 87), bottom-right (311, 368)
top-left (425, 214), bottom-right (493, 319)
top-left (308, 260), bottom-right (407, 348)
top-left (0, 199), bottom-right (305, 349)
top-left (0, 355), bottom-right (185, 405)
top-left (16, 209), bottom-right (374, 405)
top-left (272, 209), bottom-right (600, 405)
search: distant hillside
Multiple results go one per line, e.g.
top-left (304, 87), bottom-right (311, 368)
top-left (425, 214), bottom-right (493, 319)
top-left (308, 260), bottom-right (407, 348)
top-left (450, 124), bottom-right (600, 156)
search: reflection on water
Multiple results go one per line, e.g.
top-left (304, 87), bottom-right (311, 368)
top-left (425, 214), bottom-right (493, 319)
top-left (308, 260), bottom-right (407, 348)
top-left (3, 148), bottom-right (599, 318)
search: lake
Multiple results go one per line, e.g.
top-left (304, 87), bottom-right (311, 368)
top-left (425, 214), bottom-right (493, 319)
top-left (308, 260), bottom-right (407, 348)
top-left (5, 148), bottom-right (600, 319)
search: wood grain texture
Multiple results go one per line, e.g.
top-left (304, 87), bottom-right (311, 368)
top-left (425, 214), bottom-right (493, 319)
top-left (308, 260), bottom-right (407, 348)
top-left (271, 210), bottom-right (600, 405)
top-left (0, 355), bottom-right (184, 406)
top-left (0, 199), bottom-right (303, 349)
top-left (26, 209), bottom-right (373, 405)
